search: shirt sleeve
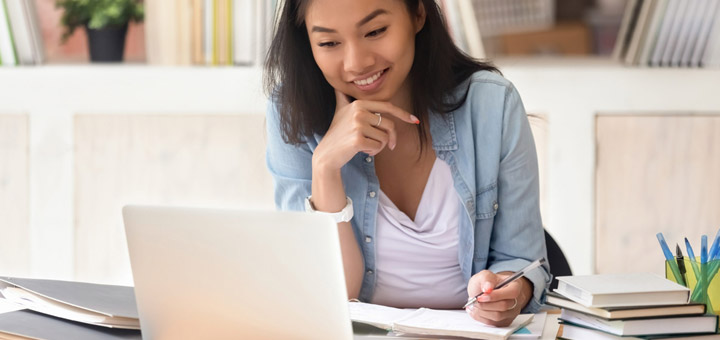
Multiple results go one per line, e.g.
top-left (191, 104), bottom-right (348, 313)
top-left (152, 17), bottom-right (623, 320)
top-left (486, 83), bottom-right (552, 314)
top-left (265, 99), bottom-right (313, 212)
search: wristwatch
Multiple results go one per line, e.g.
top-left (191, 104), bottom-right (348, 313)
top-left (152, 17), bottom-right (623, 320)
top-left (304, 196), bottom-right (354, 223)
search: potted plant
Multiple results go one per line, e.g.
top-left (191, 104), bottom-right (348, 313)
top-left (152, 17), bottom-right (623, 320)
top-left (56, 0), bottom-right (144, 62)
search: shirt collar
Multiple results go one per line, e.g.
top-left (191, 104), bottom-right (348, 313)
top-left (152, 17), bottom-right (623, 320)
top-left (429, 110), bottom-right (458, 151)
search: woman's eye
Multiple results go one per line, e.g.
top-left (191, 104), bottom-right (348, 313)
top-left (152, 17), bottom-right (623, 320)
top-left (318, 41), bottom-right (338, 48)
top-left (366, 27), bottom-right (387, 37)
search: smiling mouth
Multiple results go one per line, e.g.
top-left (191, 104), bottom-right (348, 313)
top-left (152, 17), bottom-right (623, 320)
top-left (352, 68), bottom-right (388, 86)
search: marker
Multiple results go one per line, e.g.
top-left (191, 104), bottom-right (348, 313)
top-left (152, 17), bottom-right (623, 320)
top-left (657, 233), bottom-right (685, 286)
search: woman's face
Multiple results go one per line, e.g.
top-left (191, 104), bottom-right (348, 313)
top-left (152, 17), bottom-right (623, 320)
top-left (304, 0), bottom-right (424, 102)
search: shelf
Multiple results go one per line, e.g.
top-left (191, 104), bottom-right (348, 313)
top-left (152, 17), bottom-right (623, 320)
top-left (0, 65), bottom-right (266, 114)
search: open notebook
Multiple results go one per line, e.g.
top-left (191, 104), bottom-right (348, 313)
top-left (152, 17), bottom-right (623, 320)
top-left (349, 302), bottom-right (534, 340)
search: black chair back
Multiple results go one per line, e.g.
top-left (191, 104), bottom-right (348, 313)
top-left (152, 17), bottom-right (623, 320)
top-left (544, 229), bottom-right (572, 290)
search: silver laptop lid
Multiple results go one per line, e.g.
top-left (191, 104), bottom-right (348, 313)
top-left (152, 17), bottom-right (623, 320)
top-left (123, 205), bottom-right (353, 340)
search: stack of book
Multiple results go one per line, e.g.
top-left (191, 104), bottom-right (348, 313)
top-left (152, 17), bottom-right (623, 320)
top-left (613, 0), bottom-right (720, 68)
top-left (144, 0), bottom-right (281, 66)
top-left (0, 0), bottom-right (44, 66)
top-left (551, 273), bottom-right (720, 340)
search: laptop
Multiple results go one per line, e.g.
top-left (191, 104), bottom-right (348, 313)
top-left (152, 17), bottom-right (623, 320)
top-left (122, 205), bottom-right (358, 340)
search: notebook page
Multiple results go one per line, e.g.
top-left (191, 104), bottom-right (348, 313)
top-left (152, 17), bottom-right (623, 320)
top-left (393, 308), bottom-right (533, 340)
top-left (348, 302), bottom-right (416, 330)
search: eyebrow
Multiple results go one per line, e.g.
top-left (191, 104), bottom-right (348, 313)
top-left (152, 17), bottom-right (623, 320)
top-left (311, 9), bottom-right (388, 33)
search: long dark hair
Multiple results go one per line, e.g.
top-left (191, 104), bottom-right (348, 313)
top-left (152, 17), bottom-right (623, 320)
top-left (264, 0), bottom-right (499, 147)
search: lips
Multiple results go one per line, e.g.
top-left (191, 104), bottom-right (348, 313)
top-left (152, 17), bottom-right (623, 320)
top-left (351, 68), bottom-right (389, 92)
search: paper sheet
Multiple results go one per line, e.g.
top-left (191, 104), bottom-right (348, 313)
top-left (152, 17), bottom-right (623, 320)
top-left (0, 298), bottom-right (23, 315)
top-left (509, 311), bottom-right (546, 339)
top-left (349, 302), bottom-right (416, 330)
top-left (392, 308), bottom-right (533, 339)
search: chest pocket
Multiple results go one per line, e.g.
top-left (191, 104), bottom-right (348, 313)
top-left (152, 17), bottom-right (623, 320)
top-left (473, 182), bottom-right (497, 265)
top-left (475, 182), bottom-right (498, 220)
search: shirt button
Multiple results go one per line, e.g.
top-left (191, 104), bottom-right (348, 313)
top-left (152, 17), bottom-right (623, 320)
top-left (366, 270), bottom-right (374, 275)
top-left (365, 236), bottom-right (372, 243)
top-left (493, 202), bottom-right (499, 210)
top-left (365, 156), bottom-right (373, 163)
top-left (369, 191), bottom-right (376, 198)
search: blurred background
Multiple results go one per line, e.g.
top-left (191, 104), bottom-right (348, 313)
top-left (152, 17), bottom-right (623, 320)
top-left (0, 0), bottom-right (719, 287)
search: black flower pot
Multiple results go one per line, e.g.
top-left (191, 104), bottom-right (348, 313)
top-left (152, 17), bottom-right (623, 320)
top-left (85, 23), bottom-right (128, 62)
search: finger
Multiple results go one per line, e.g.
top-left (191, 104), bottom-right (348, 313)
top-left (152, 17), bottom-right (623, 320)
top-left (467, 270), bottom-right (499, 298)
top-left (354, 100), bottom-right (419, 125)
top-left (357, 137), bottom-right (384, 156)
top-left (367, 114), bottom-right (397, 150)
top-left (477, 280), bottom-right (522, 303)
top-left (360, 124), bottom-right (389, 152)
top-left (475, 298), bottom-right (518, 312)
top-left (335, 89), bottom-right (351, 109)
top-left (466, 304), bottom-right (515, 327)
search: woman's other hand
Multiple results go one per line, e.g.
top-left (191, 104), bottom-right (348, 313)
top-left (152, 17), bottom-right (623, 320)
top-left (465, 270), bottom-right (533, 327)
top-left (312, 90), bottom-right (419, 172)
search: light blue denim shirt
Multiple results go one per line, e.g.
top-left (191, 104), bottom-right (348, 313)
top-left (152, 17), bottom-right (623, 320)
top-left (265, 70), bottom-right (551, 313)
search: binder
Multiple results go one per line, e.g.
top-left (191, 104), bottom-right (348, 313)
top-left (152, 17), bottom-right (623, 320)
top-left (0, 277), bottom-right (139, 329)
top-left (0, 310), bottom-right (141, 340)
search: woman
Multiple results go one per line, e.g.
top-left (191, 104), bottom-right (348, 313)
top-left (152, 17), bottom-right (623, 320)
top-left (264, 0), bottom-right (550, 327)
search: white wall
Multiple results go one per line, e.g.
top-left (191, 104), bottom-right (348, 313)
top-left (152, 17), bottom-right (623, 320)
top-left (1, 59), bottom-right (719, 283)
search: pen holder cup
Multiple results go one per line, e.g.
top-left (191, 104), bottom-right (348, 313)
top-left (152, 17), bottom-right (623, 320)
top-left (665, 259), bottom-right (720, 315)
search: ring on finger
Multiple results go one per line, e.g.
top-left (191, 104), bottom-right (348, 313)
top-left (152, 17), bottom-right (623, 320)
top-left (373, 112), bottom-right (382, 127)
top-left (508, 298), bottom-right (518, 311)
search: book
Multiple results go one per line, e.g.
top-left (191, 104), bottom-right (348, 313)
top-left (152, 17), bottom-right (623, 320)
top-left (176, 0), bottom-right (193, 65)
top-left (650, 0), bottom-right (681, 66)
top-left (689, 0), bottom-right (720, 67)
top-left (348, 302), bottom-right (533, 340)
top-left (0, 277), bottom-right (139, 330)
top-left (0, 0), bottom-right (17, 66)
top-left (612, 0), bottom-right (642, 61)
top-left (0, 310), bottom-right (141, 340)
top-left (624, 0), bottom-right (656, 65)
top-left (204, 0), bottom-right (214, 64)
top-left (676, 0), bottom-right (705, 66)
top-left (442, 0), bottom-right (469, 55)
top-left (560, 309), bottom-right (719, 337)
top-left (456, 0), bottom-right (485, 59)
top-left (702, 1), bottom-right (720, 67)
top-left (669, 0), bottom-right (701, 67)
top-left (637, 0), bottom-right (669, 66)
top-left (232, 0), bottom-right (255, 65)
top-left (4, 0), bottom-right (34, 65)
top-left (559, 321), bottom-right (720, 340)
top-left (555, 273), bottom-right (690, 308)
top-left (659, 0), bottom-right (689, 66)
top-left (546, 291), bottom-right (705, 320)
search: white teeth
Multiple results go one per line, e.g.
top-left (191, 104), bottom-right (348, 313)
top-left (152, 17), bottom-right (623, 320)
top-left (354, 70), bottom-right (383, 86)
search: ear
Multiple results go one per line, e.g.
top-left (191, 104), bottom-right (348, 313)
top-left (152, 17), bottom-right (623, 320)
top-left (414, 1), bottom-right (427, 34)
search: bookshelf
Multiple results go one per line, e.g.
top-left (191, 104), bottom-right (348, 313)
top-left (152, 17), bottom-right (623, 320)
top-left (1, 58), bottom-right (720, 284)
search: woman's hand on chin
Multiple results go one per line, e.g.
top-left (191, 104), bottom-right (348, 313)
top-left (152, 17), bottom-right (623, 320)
top-left (312, 89), bottom-right (419, 172)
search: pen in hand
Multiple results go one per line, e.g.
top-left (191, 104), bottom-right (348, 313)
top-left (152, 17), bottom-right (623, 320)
top-left (463, 258), bottom-right (546, 309)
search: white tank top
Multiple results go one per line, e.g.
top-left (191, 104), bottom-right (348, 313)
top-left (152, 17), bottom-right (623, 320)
top-left (370, 157), bottom-right (468, 309)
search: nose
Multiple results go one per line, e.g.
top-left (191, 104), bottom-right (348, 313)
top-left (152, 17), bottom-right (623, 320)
top-left (343, 41), bottom-right (374, 75)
